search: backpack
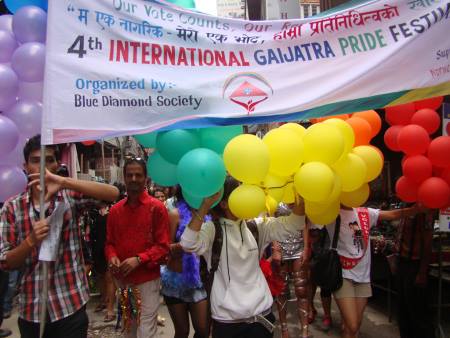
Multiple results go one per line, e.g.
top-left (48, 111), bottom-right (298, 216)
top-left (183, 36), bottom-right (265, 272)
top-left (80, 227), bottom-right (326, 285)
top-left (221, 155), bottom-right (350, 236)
top-left (200, 219), bottom-right (259, 296)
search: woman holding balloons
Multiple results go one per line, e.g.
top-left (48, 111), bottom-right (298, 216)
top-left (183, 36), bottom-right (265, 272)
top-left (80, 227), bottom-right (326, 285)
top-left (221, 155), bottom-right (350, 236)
top-left (180, 176), bottom-right (306, 338)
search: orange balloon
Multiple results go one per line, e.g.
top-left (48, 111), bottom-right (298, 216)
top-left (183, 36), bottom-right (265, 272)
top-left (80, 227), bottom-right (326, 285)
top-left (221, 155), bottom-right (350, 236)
top-left (353, 110), bottom-right (382, 137)
top-left (311, 114), bottom-right (349, 124)
top-left (345, 117), bottom-right (372, 146)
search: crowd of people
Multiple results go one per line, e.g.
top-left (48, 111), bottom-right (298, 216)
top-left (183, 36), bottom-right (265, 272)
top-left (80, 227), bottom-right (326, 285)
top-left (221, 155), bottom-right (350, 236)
top-left (0, 134), bottom-right (439, 338)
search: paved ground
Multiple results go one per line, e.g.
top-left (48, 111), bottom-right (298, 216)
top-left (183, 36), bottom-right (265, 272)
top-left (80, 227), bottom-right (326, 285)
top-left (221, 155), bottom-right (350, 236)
top-left (1, 291), bottom-right (404, 338)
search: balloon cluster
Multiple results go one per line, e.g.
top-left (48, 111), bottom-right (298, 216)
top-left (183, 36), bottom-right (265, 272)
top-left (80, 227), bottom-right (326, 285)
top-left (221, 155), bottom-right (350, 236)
top-left (223, 111), bottom-right (384, 223)
top-left (137, 126), bottom-right (243, 208)
top-left (0, 3), bottom-right (47, 202)
top-left (384, 97), bottom-right (450, 209)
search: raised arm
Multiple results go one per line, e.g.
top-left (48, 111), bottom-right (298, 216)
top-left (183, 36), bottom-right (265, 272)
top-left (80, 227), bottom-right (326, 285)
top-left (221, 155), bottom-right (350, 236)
top-left (378, 204), bottom-right (423, 222)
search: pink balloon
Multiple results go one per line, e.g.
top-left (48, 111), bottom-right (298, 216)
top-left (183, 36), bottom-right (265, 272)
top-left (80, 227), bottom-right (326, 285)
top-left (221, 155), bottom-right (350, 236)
top-left (0, 165), bottom-right (28, 202)
top-left (397, 124), bottom-right (430, 155)
top-left (4, 100), bottom-right (42, 138)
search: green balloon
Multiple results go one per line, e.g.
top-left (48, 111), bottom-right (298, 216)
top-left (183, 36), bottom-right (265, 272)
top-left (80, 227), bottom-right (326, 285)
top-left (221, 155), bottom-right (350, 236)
top-left (199, 125), bottom-right (243, 154)
top-left (183, 188), bottom-right (223, 209)
top-left (147, 152), bottom-right (178, 187)
top-left (157, 129), bottom-right (200, 165)
top-left (134, 132), bottom-right (157, 148)
top-left (166, 0), bottom-right (196, 8)
top-left (177, 148), bottom-right (226, 198)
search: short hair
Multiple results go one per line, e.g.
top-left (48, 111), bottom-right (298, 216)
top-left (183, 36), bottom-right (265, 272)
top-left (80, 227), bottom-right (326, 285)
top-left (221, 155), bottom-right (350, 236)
top-left (23, 134), bottom-right (60, 163)
top-left (123, 157), bottom-right (147, 177)
top-left (212, 176), bottom-right (239, 219)
top-left (153, 187), bottom-right (165, 195)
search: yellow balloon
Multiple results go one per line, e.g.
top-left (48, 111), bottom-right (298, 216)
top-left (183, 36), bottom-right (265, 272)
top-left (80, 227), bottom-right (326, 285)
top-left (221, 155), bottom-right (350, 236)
top-left (266, 195), bottom-right (279, 216)
top-left (352, 146), bottom-right (383, 182)
top-left (263, 173), bottom-right (287, 202)
top-left (281, 182), bottom-right (296, 204)
top-left (333, 153), bottom-right (367, 192)
top-left (279, 123), bottom-right (306, 139)
top-left (303, 123), bottom-right (345, 166)
top-left (263, 128), bottom-right (303, 177)
top-left (329, 175), bottom-right (342, 202)
top-left (340, 183), bottom-right (370, 208)
top-left (305, 199), bottom-right (333, 215)
top-left (228, 184), bottom-right (266, 219)
top-left (324, 118), bottom-right (355, 156)
top-left (294, 162), bottom-right (334, 202)
top-left (307, 200), bottom-right (340, 225)
top-left (224, 134), bottom-right (270, 185)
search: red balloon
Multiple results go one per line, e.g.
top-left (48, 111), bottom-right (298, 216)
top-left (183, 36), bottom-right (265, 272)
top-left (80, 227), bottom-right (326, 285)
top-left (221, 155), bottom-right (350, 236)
top-left (385, 103), bottom-right (415, 125)
top-left (428, 136), bottom-right (450, 168)
top-left (402, 155), bottom-right (432, 184)
top-left (384, 125), bottom-right (403, 152)
top-left (395, 176), bottom-right (419, 202)
top-left (440, 167), bottom-right (450, 186)
top-left (397, 124), bottom-right (430, 155)
top-left (414, 96), bottom-right (444, 110)
top-left (82, 140), bottom-right (96, 146)
top-left (418, 177), bottom-right (450, 209)
top-left (410, 108), bottom-right (441, 134)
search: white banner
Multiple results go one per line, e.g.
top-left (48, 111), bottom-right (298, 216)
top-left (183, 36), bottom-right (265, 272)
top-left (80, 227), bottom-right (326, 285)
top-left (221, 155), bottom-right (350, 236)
top-left (42, 0), bottom-right (450, 144)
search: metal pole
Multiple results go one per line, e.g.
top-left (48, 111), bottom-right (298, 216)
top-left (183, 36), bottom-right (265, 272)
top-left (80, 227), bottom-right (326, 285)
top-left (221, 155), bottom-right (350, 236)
top-left (101, 140), bottom-right (106, 180)
top-left (39, 145), bottom-right (48, 338)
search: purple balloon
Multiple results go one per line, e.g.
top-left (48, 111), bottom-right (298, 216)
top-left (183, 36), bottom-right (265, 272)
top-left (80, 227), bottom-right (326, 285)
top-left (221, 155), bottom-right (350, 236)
top-left (18, 81), bottom-right (43, 101)
top-left (0, 165), bottom-right (28, 202)
top-left (0, 15), bottom-right (13, 34)
top-left (12, 6), bottom-right (47, 43)
top-left (0, 114), bottom-right (20, 154)
top-left (0, 64), bottom-right (19, 111)
top-left (0, 30), bottom-right (18, 63)
top-left (5, 100), bottom-right (42, 138)
top-left (11, 42), bottom-right (45, 82)
top-left (1, 135), bottom-right (26, 166)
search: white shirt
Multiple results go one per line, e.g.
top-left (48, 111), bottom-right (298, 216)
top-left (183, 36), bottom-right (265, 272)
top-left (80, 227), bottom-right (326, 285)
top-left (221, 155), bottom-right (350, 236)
top-left (326, 208), bottom-right (379, 283)
top-left (180, 213), bottom-right (305, 321)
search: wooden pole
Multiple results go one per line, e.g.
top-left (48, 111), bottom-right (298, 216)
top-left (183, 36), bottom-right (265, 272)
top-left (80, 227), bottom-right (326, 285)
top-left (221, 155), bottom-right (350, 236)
top-left (39, 145), bottom-right (48, 338)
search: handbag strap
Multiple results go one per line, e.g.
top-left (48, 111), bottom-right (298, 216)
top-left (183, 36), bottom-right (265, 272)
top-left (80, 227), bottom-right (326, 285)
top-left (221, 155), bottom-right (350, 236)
top-left (332, 216), bottom-right (341, 250)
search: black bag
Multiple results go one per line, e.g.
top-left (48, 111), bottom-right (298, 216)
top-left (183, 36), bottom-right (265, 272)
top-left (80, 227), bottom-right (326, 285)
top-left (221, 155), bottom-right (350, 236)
top-left (311, 216), bottom-right (343, 292)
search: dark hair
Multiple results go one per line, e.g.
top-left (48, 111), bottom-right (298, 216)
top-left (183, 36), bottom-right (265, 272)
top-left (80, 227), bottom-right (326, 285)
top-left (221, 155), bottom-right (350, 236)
top-left (153, 186), bottom-right (165, 195)
top-left (212, 176), bottom-right (239, 219)
top-left (123, 157), bottom-right (147, 177)
top-left (23, 134), bottom-right (60, 163)
top-left (56, 164), bottom-right (69, 177)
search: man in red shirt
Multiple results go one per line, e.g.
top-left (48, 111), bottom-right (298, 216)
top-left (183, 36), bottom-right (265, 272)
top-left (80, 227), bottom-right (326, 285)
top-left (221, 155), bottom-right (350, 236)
top-left (105, 158), bottom-right (169, 338)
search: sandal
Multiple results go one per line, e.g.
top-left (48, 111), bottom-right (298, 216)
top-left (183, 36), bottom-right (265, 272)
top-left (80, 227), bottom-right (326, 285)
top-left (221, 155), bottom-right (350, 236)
top-left (94, 304), bottom-right (106, 313)
top-left (104, 313), bottom-right (116, 323)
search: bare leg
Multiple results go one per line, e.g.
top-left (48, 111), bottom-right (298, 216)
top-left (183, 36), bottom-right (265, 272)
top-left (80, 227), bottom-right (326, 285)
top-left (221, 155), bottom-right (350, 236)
top-left (167, 302), bottom-right (190, 338)
top-left (105, 270), bottom-right (116, 319)
top-left (335, 297), bottom-right (366, 338)
top-left (188, 299), bottom-right (209, 338)
top-left (293, 256), bottom-right (310, 338)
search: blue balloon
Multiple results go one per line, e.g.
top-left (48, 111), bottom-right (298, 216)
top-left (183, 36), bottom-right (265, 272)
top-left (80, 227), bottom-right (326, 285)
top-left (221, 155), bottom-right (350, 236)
top-left (147, 152), bottom-right (178, 187)
top-left (177, 148), bottom-right (226, 198)
top-left (182, 188), bottom-right (223, 209)
top-left (5, 0), bottom-right (47, 13)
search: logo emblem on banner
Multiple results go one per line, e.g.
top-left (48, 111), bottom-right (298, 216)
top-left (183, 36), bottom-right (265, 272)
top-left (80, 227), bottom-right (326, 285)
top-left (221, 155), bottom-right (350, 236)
top-left (223, 73), bottom-right (273, 115)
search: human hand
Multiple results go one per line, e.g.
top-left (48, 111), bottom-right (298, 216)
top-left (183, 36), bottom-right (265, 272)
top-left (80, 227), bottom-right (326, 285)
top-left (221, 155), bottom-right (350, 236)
top-left (28, 169), bottom-right (65, 202)
top-left (119, 257), bottom-right (140, 276)
top-left (29, 219), bottom-right (50, 246)
top-left (108, 256), bottom-right (121, 274)
top-left (201, 189), bottom-right (223, 210)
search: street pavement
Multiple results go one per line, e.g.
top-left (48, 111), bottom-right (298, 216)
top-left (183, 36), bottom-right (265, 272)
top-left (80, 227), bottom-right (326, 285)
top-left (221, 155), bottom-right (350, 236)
top-left (2, 292), bottom-right (402, 338)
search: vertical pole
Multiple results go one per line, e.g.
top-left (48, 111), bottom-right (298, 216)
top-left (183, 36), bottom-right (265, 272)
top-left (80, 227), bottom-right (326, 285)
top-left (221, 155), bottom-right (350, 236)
top-left (101, 140), bottom-right (106, 181)
top-left (39, 145), bottom-right (48, 338)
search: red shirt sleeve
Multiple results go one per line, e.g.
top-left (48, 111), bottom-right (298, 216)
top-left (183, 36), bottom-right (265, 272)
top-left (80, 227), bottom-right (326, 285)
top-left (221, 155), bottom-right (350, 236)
top-left (138, 202), bottom-right (170, 267)
top-left (104, 206), bottom-right (118, 262)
